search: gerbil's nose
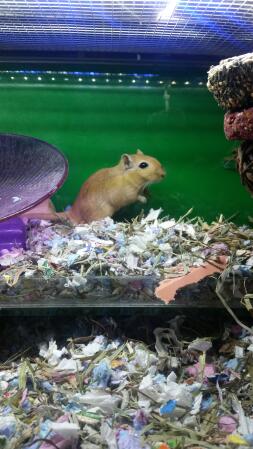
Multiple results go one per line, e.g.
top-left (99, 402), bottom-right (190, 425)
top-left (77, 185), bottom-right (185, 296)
top-left (160, 169), bottom-right (166, 178)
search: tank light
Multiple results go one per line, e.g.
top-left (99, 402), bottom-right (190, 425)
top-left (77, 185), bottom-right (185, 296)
top-left (157, 0), bottom-right (178, 21)
top-left (0, 71), bottom-right (204, 88)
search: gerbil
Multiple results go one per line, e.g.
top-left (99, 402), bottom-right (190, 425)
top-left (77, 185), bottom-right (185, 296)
top-left (22, 150), bottom-right (165, 224)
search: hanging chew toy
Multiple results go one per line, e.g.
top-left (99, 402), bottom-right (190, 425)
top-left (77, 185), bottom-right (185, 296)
top-left (207, 52), bottom-right (253, 197)
top-left (207, 53), bottom-right (253, 111)
top-left (235, 142), bottom-right (253, 196)
top-left (224, 108), bottom-right (253, 141)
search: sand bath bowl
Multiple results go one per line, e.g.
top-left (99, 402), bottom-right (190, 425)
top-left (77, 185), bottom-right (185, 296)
top-left (0, 134), bottom-right (68, 222)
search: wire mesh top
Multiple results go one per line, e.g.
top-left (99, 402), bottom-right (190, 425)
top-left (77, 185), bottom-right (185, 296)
top-left (0, 134), bottom-right (68, 222)
top-left (0, 0), bottom-right (252, 57)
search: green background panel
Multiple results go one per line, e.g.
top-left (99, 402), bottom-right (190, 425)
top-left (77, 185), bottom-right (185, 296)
top-left (0, 83), bottom-right (252, 223)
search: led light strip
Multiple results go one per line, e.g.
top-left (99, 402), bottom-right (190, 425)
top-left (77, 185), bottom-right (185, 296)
top-left (0, 70), bottom-right (206, 87)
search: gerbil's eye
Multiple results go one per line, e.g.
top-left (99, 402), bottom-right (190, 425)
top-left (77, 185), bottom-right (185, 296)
top-left (139, 162), bottom-right (149, 169)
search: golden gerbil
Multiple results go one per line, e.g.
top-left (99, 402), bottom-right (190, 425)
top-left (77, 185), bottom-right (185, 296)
top-left (22, 150), bottom-right (165, 224)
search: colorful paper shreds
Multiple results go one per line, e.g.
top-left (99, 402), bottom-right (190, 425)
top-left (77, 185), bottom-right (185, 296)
top-left (0, 316), bottom-right (253, 448)
top-left (0, 209), bottom-right (253, 302)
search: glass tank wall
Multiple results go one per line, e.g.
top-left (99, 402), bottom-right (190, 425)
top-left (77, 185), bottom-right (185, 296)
top-left (0, 69), bottom-right (251, 225)
top-left (0, 0), bottom-right (248, 313)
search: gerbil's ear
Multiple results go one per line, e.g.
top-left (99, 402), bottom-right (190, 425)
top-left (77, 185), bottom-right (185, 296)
top-left (136, 149), bottom-right (143, 155)
top-left (121, 154), bottom-right (133, 169)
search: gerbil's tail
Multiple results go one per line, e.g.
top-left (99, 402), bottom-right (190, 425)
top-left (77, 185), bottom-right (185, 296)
top-left (21, 210), bottom-right (71, 223)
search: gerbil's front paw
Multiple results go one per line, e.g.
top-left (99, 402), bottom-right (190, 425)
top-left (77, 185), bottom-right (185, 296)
top-left (137, 195), bottom-right (147, 204)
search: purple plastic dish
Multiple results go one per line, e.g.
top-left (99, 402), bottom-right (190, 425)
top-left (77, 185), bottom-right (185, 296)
top-left (0, 134), bottom-right (68, 222)
top-left (0, 217), bottom-right (27, 254)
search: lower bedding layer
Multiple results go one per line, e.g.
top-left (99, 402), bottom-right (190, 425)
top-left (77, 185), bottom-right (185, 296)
top-left (0, 310), bottom-right (252, 449)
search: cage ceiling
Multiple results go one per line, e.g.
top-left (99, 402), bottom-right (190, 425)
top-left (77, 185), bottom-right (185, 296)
top-left (0, 0), bottom-right (252, 57)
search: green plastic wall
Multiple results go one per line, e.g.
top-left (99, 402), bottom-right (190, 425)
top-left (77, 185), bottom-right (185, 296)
top-left (1, 84), bottom-right (252, 224)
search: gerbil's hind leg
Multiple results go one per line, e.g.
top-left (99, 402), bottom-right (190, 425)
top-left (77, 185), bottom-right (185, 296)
top-left (70, 204), bottom-right (115, 224)
top-left (88, 204), bottom-right (115, 222)
top-left (137, 195), bottom-right (147, 204)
